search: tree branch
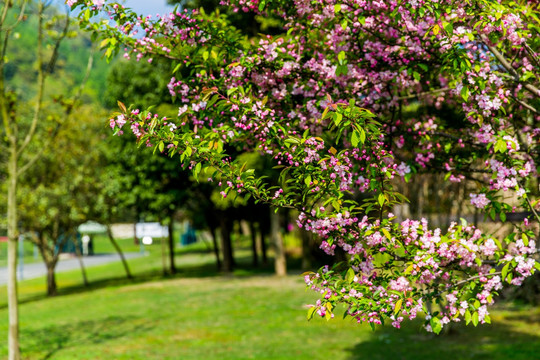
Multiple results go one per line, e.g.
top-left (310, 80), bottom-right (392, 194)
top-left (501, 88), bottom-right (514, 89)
top-left (511, 96), bottom-right (539, 114)
top-left (18, 45), bottom-right (95, 177)
top-left (18, 4), bottom-right (71, 157)
top-left (481, 35), bottom-right (540, 98)
top-left (397, 87), bottom-right (450, 100)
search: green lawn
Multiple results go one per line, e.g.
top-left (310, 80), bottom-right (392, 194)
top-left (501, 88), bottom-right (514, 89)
top-left (1, 241), bottom-right (540, 359)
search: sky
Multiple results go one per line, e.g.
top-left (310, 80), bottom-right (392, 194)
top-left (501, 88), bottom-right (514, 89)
top-left (123, 0), bottom-right (177, 16)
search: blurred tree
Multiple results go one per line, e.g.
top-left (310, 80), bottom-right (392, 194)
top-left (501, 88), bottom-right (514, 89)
top-left (167, 0), bottom-right (283, 36)
top-left (18, 105), bottom-right (103, 295)
top-left (103, 58), bottom-right (189, 275)
top-left (0, 1), bottom-right (95, 358)
top-left (104, 57), bottom-right (277, 274)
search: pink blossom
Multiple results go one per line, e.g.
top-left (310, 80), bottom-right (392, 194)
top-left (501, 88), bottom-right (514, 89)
top-left (470, 193), bottom-right (490, 209)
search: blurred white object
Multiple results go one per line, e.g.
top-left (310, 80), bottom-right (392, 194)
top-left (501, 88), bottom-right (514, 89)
top-left (142, 236), bottom-right (153, 245)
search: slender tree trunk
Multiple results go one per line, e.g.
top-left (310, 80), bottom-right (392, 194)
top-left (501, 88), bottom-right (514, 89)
top-left (249, 221), bottom-right (259, 267)
top-left (260, 232), bottom-right (268, 265)
top-left (2, 4), bottom-right (73, 358)
top-left (7, 145), bottom-right (19, 360)
top-left (133, 221), bottom-right (139, 245)
top-left (46, 263), bottom-right (57, 297)
top-left (74, 239), bottom-right (88, 287)
top-left (300, 228), bottom-right (313, 271)
top-left (168, 215), bottom-right (176, 275)
top-left (161, 233), bottom-right (168, 276)
top-left (209, 227), bottom-right (221, 270)
top-left (219, 218), bottom-right (234, 273)
top-left (270, 208), bottom-right (286, 276)
top-left (106, 225), bottom-right (132, 279)
top-left (35, 236), bottom-right (59, 297)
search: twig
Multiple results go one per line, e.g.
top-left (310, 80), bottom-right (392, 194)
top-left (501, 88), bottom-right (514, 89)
top-left (397, 87), bottom-right (450, 100)
top-left (481, 35), bottom-right (540, 98)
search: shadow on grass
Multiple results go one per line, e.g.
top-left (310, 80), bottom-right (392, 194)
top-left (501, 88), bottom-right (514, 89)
top-left (2, 251), bottom-right (304, 310)
top-left (345, 316), bottom-right (540, 360)
top-left (20, 315), bottom-right (153, 360)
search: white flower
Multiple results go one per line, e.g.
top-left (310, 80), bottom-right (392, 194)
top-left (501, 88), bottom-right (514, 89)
top-left (178, 105), bottom-right (188, 116)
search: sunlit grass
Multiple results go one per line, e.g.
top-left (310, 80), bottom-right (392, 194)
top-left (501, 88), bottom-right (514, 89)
top-left (0, 241), bottom-right (539, 359)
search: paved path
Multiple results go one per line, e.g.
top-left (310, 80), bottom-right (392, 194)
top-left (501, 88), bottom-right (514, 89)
top-left (0, 253), bottom-right (144, 285)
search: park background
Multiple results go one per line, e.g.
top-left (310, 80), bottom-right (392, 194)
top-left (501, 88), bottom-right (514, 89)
top-left (0, 0), bottom-right (539, 359)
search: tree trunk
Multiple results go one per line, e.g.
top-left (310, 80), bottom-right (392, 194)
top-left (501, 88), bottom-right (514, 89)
top-left (106, 225), bottom-right (133, 279)
top-left (249, 221), bottom-right (259, 267)
top-left (161, 232), bottom-right (168, 276)
top-left (7, 145), bottom-right (20, 360)
top-left (168, 215), bottom-right (176, 275)
top-left (300, 228), bottom-right (313, 271)
top-left (219, 218), bottom-right (234, 273)
top-left (270, 208), bottom-right (286, 276)
top-left (46, 264), bottom-right (57, 297)
top-left (2, 3), bottom-right (72, 358)
top-left (260, 232), bottom-right (268, 265)
top-left (133, 221), bottom-right (139, 245)
top-left (209, 226), bottom-right (221, 270)
top-left (74, 240), bottom-right (88, 287)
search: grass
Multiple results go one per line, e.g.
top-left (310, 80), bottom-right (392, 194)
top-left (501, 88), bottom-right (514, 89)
top-left (0, 240), bottom-right (540, 359)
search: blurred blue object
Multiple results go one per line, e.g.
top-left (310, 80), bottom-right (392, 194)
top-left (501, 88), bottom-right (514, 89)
top-left (181, 224), bottom-right (197, 246)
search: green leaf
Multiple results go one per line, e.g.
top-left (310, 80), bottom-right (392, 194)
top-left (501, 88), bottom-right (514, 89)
top-left (472, 311), bottom-right (479, 327)
top-left (359, 128), bottom-right (366, 143)
top-left (334, 4), bottom-right (341, 12)
top-left (430, 317), bottom-right (442, 334)
top-left (465, 310), bottom-right (472, 325)
top-left (338, 50), bottom-right (346, 64)
top-left (394, 299), bottom-right (403, 314)
top-left (307, 306), bottom-right (317, 320)
top-left (258, 0), bottom-right (266, 11)
top-left (494, 139), bottom-right (507, 153)
top-left (351, 130), bottom-right (360, 147)
top-left (158, 141), bottom-right (164, 153)
top-left (194, 162), bottom-right (202, 177)
top-left (345, 268), bottom-right (355, 283)
top-left (336, 64), bottom-right (348, 76)
top-left (507, 272), bottom-right (513, 284)
top-left (475, 257), bottom-right (482, 267)
top-left (99, 38), bottom-right (110, 49)
top-left (334, 113), bottom-right (343, 126)
top-left (378, 193), bottom-right (385, 207)
top-left (325, 303), bottom-right (333, 321)
top-left (404, 264), bottom-right (414, 274)
top-left (461, 86), bottom-right (469, 101)
top-left (501, 262), bottom-right (511, 280)
top-left (173, 63), bottom-right (182, 74)
top-left (321, 106), bottom-right (330, 119)
top-left (443, 21), bottom-right (453, 34)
